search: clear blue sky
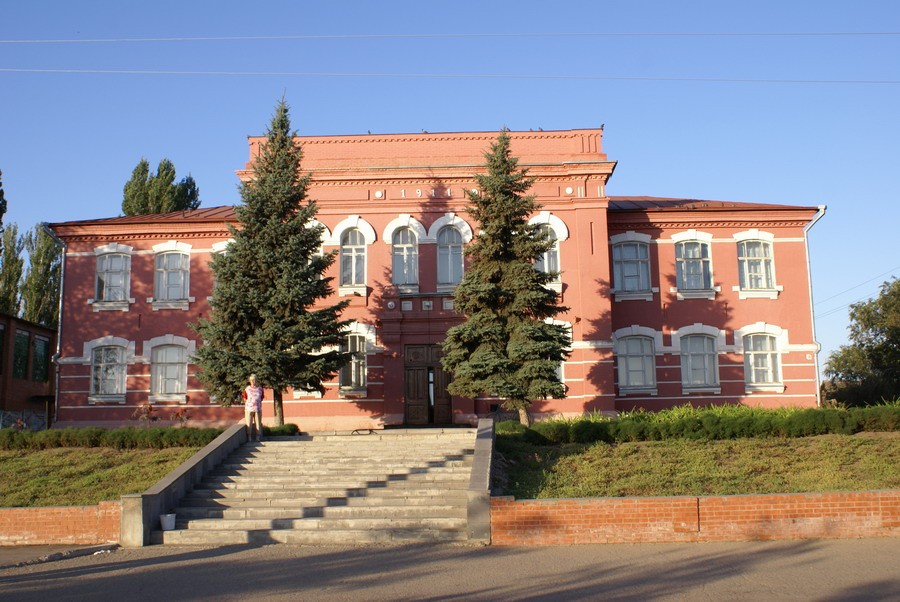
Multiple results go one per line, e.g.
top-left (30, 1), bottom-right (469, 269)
top-left (2, 1), bottom-right (899, 373)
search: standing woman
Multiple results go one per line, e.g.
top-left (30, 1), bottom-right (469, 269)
top-left (244, 374), bottom-right (264, 442)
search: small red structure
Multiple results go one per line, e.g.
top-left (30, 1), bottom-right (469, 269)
top-left (49, 128), bottom-right (824, 429)
top-left (0, 312), bottom-right (56, 416)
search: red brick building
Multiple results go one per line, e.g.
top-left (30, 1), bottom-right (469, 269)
top-left (49, 128), bottom-right (824, 429)
top-left (0, 312), bottom-right (56, 416)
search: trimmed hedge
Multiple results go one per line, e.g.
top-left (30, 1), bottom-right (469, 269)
top-left (263, 424), bottom-right (300, 437)
top-left (0, 426), bottom-right (224, 451)
top-left (498, 403), bottom-right (900, 446)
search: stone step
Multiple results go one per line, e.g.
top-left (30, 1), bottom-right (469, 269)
top-left (184, 489), bottom-right (468, 503)
top-left (210, 467), bottom-right (473, 478)
top-left (154, 527), bottom-right (470, 545)
top-left (178, 516), bottom-right (467, 531)
top-left (202, 474), bottom-right (470, 487)
top-left (173, 504), bottom-right (466, 520)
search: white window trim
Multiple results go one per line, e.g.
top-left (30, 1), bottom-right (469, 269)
top-left (424, 212), bottom-right (474, 244)
top-left (609, 231), bottom-right (658, 301)
top-left (328, 216), bottom-right (375, 296)
top-left (675, 327), bottom-right (723, 393)
top-left (732, 230), bottom-right (782, 299)
top-left (435, 222), bottom-right (467, 293)
top-left (148, 242), bottom-right (195, 310)
top-left (613, 326), bottom-right (662, 395)
top-left (384, 215), bottom-right (425, 294)
top-left (143, 335), bottom-right (195, 403)
top-left (529, 211), bottom-right (569, 241)
top-left (75, 336), bottom-right (137, 404)
top-left (671, 230), bottom-right (718, 300)
top-left (89, 243), bottom-right (135, 311)
top-left (339, 322), bottom-right (379, 396)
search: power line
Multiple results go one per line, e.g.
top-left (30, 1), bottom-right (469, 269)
top-left (2, 31), bottom-right (900, 44)
top-left (814, 267), bottom-right (899, 306)
top-left (1, 67), bottom-right (898, 85)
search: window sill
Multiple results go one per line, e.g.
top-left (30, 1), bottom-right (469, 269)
top-left (745, 383), bottom-right (785, 393)
top-left (732, 286), bottom-right (783, 300)
top-left (149, 394), bottom-right (187, 404)
top-left (339, 387), bottom-right (367, 399)
top-left (338, 285), bottom-right (367, 297)
top-left (617, 387), bottom-right (658, 396)
top-left (436, 283), bottom-right (459, 294)
top-left (148, 297), bottom-right (194, 311)
top-left (89, 299), bottom-right (134, 312)
top-left (88, 395), bottom-right (126, 404)
top-left (612, 288), bottom-right (658, 302)
top-left (293, 389), bottom-right (323, 399)
top-left (545, 281), bottom-right (563, 293)
top-left (670, 286), bottom-right (721, 301)
top-left (395, 284), bottom-right (419, 294)
top-left (682, 386), bottom-right (721, 394)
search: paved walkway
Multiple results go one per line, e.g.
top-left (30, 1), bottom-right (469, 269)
top-left (1, 538), bottom-right (898, 600)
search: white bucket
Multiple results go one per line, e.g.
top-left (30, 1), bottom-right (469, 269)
top-left (160, 513), bottom-right (177, 531)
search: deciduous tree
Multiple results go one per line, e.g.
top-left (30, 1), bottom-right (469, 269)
top-left (440, 130), bottom-right (571, 425)
top-left (0, 223), bottom-right (24, 316)
top-left (193, 100), bottom-right (350, 425)
top-left (20, 225), bottom-right (62, 328)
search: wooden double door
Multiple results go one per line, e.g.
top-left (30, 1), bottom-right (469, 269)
top-left (404, 344), bottom-right (452, 425)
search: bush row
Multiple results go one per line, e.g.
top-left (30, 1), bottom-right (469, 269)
top-left (0, 426), bottom-right (224, 451)
top-left (262, 424), bottom-right (300, 437)
top-left (496, 404), bottom-right (900, 445)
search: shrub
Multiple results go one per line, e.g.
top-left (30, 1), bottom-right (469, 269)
top-left (0, 425), bottom-right (224, 450)
top-left (495, 420), bottom-right (527, 436)
top-left (530, 421), bottom-right (570, 444)
top-left (263, 423), bottom-right (300, 437)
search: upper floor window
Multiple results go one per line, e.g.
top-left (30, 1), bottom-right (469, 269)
top-left (612, 242), bottom-right (651, 292)
top-left (155, 252), bottom-right (190, 301)
top-left (392, 227), bottom-right (419, 289)
top-left (32, 336), bottom-right (50, 382)
top-left (437, 226), bottom-right (464, 288)
top-left (340, 228), bottom-right (367, 289)
top-left (91, 345), bottom-right (126, 397)
top-left (680, 334), bottom-right (719, 389)
top-left (675, 241), bottom-right (711, 290)
top-left (151, 345), bottom-right (187, 400)
top-left (732, 231), bottom-right (783, 299)
top-left (339, 333), bottom-right (367, 392)
top-left (743, 334), bottom-right (780, 387)
top-left (96, 253), bottom-right (130, 302)
top-left (617, 336), bottom-right (656, 391)
top-left (535, 225), bottom-right (561, 282)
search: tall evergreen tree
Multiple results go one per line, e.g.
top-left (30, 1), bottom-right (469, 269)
top-left (193, 100), bottom-right (351, 425)
top-left (0, 169), bottom-right (7, 234)
top-left (440, 130), bottom-right (571, 425)
top-left (122, 158), bottom-right (201, 215)
top-left (0, 223), bottom-right (24, 316)
top-left (21, 225), bottom-right (62, 328)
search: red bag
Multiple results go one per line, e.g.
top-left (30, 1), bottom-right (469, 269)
top-left (241, 390), bottom-right (248, 401)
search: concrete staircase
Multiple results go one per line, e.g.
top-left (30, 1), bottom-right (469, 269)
top-left (153, 428), bottom-right (478, 545)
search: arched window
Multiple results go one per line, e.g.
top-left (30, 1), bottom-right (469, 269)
top-left (680, 334), bottom-right (719, 388)
top-left (535, 225), bottom-right (560, 280)
top-left (738, 240), bottom-right (775, 290)
top-left (392, 227), bottom-right (419, 288)
top-left (91, 346), bottom-right (126, 397)
top-left (151, 345), bottom-right (187, 399)
top-left (437, 226), bottom-right (464, 287)
top-left (617, 336), bottom-right (656, 390)
top-left (340, 334), bottom-right (367, 391)
top-left (340, 228), bottom-right (367, 287)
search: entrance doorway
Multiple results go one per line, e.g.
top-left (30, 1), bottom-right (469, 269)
top-left (404, 344), bottom-right (452, 425)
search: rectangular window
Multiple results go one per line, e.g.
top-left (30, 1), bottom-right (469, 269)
top-left (152, 345), bottom-right (186, 397)
top-left (32, 336), bottom-right (50, 382)
top-left (738, 240), bottom-right (775, 290)
top-left (92, 346), bottom-right (126, 396)
top-left (613, 242), bottom-right (650, 292)
top-left (155, 252), bottom-right (189, 300)
top-left (0, 324), bottom-right (5, 374)
top-left (744, 334), bottom-right (780, 385)
top-left (618, 336), bottom-right (655, 389)
top-left (680, 335), bottom-right (718, 388)
top-left (340, 334), bottom-right (366, 390)
top-left (13, 330), bottom-right (30, 379)
top-left (675, 241), bottom-right (711, 290)
top-left (96, 253), bottom-right (129, 301)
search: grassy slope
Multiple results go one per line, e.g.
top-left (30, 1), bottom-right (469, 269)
top-left (498, 433), bottom-right (900, 499)
top-left (0, 447), bottom-right (199, 507)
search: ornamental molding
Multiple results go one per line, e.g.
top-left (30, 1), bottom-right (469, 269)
top-left (609, 220), bottom-right (810, 230)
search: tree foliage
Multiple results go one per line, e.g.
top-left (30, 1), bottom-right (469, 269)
top-left (824, 278), bottom-right (900, 405)
top-left (0, 223), bottom-right (24, 316)
top-left (21, 225), bottom-right (62, 328)
top-left (121, 158), bottom-right (201, 215)
top-left (0, 169), bottom-right (7, 234)
top-left (440, 130), bottom-right (571, 425)
top-left (192, 100), bottom-right (350, 425)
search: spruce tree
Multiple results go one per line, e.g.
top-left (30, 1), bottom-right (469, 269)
top-left (193, 100), bottom-right (350, 425)
top-left (440, 130), bottom-right (571, 425)
top-left (0, 223), bottom-right (24, 316)
top-left (122, 158), bottom-right (201, 215)
top-left (21, 225), bottom-right (62, 328)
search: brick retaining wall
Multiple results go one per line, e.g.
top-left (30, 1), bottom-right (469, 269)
top-left (0, 501), bottom-right (121, 546)
top-left (491, 490), bottom-right (900, 545)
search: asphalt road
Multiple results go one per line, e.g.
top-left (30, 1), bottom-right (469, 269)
top-left (1, 538), bottom-right (898, 601)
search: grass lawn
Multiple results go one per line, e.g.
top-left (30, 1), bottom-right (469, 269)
top-left (0, 447), bottom-right (199, 508)
top-left (497, 433), bottom-right (900, 499)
